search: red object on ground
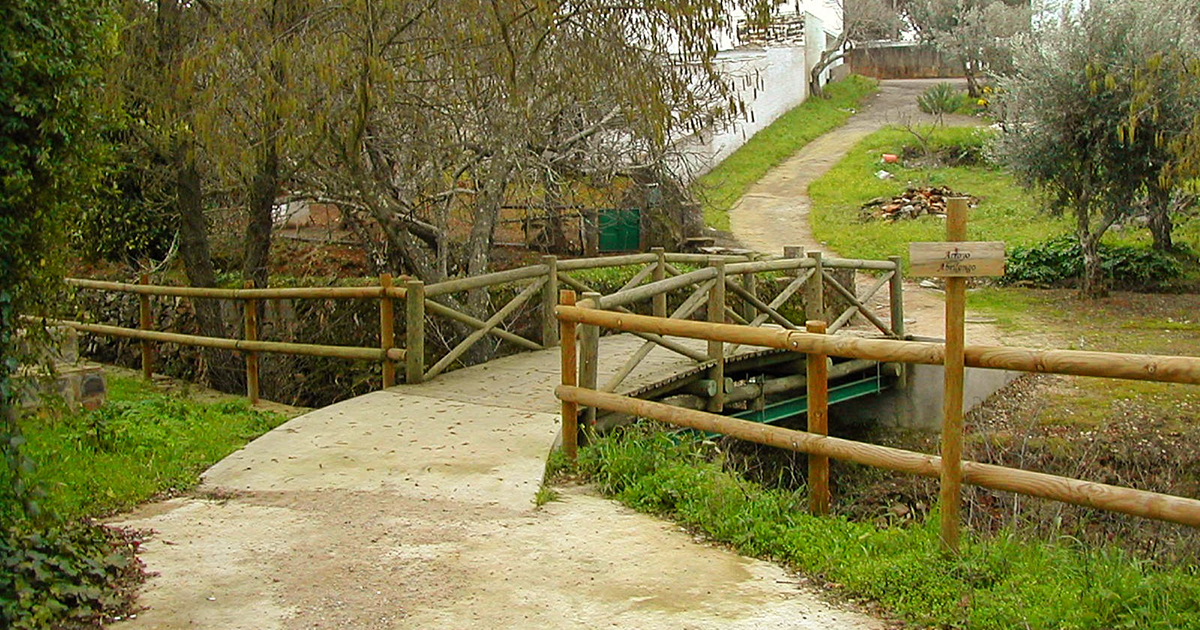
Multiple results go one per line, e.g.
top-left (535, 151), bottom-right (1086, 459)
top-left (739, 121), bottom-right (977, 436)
top-left (881, 153), bottom-right (899, 164)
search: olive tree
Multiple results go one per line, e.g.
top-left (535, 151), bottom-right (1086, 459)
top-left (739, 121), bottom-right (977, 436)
top-left (910, 0), bottom-right (1030, 97)
top-left (1120, 7), bottom-right (1200, 251)
top-left (991, 0), bottom-right (1200, 297)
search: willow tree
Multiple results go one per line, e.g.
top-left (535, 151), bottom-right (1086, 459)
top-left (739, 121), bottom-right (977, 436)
top-left (197, 0), bottom-right (329, 289)
top-left (112, 0), bottom-right (246, 389)
top-left (302, 0), bottom-right (748, 299)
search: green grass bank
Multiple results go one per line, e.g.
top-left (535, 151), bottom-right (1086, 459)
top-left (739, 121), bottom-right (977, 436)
top-left (694, 75), bottom-right (879, 232)
top-left (11, 374), bottom-right (292, 521)
top-left (571, 428), bottom-right (1200, 629)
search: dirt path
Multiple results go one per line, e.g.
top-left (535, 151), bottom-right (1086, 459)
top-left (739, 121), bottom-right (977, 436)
top-left (729, 79), bottom-right (1005, 343)
top-left (112, 336), bottom-right (884, 629)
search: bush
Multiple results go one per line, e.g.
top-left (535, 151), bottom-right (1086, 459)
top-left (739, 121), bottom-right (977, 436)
top-left (916, 82), bottom-right (963, 121)
top-left (1002, 236), bottom-right (1183, 290)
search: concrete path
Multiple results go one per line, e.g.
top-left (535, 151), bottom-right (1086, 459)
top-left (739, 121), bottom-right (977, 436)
top-left (729, 79), bottom-right (1003, 343)
top-left (113, 335), bottom-right (883, 629)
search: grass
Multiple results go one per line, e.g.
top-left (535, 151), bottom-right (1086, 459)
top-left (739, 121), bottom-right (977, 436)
top-left (15, 374), bottom-right (293, 520)
top-left (968, 287), bottom-right (1200, 428)
top-left (694, 75), bottom-right (880, 231)
top-left (808, 126), bottom-right (1072, 267)
top-left (572, 428), bottom-right (1200, 629)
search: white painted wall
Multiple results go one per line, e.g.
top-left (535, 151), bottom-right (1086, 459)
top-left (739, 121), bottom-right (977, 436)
top-left (672, 6), bottom-right (843, 179)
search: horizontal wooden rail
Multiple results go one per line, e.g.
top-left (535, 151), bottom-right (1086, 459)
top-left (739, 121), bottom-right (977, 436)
top-left (662, 252), bottom-right (754, 265)
top-left (723, 258), bottom-right (814, 274)
top-left (36, 318), bottom-right (405, 362)
top-left (597, 266), bottom-right (719, 310)
top-left (67, 278), bottom-right (405, 300)
top-left (822, 257), bottom-right (898, 271)
top-left (423, 264), bottom-right (548, 297)
top-left (558, 253), bottom-right (658, 271)
top-left (556, 385), bottom-right (1200, 528)
top-left (555, 306), bottom-right (1200, 385)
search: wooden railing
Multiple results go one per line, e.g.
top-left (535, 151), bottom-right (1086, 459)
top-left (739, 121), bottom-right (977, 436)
top-left (51, 274), bottom-right (411, 404)
top-left (47, 247), bottom-right (904, 404)
top-left (554, 303), bottom-right (1200, 538)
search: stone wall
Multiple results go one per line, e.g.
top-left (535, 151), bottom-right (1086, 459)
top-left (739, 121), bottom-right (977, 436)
top-left (847, 42), bottom-right (962, 80)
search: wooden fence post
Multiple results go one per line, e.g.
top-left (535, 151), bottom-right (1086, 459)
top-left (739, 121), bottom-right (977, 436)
top-left (888, 255), bottom-right (905, 340)
top-left (579, 292), bottom-right (601, 426)
top-left (652, 247), bottom-right (666, 318)
top-left (405, 279), bottom-right (425, 384)
top-left (541, 256), bottom-right (559, 347)
top-left (379, 274), bottom-right (396, 388)
top-left (243, 280), bottom-right (260, 405)
top-left (559, 290), bottom-right (579, 460)
top-left (707, 260), bottom-right (726, 413)
top-left (804, 251), bottom-right (824, 323)
top-left (806, 320), bottom-right (830, 515)
top-left (784, 246), bottom-right (804, 273)
top-left (940, 197), bottom-right (969, 554)
top-left (138, 273), bottom-right (153, 380)
top-left (741, 254), bottom-right (758, 323)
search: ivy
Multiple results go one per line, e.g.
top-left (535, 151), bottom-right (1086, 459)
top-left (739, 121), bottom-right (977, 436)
top-left (0, 522), bottom-right (143, 629)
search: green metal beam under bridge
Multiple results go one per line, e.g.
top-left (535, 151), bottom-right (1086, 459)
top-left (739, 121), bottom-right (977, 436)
top-left (733, 373), bottom-right (891, 425)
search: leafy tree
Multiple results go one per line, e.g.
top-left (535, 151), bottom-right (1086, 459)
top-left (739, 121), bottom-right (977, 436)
top-left (909, 0), bottom-right (1030, 97)
top-left (991, 0), bottom-right (1200, 297)
top-left (1120, 5), bottom-right (1200, 251)
top-left (1, 0), bottom-right (115, 521)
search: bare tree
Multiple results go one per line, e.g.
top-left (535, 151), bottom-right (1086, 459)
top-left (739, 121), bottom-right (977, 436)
top-left (809, 0), bottom-right (904, 99)
top-left (301, 0), bottom-right (742, 312)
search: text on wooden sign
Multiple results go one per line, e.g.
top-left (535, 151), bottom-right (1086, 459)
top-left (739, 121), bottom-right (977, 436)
top-left (909, 241), bottom-right (1005, 277)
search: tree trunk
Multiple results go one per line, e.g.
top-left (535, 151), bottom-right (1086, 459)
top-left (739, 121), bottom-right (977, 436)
top-left (963, 60), bottom-right (981, 98)
top-left (244, 138), bottom-right (277, 289)
top-left (1149, 188), bottom-right (1174, 252)
top-left (175, 145), bottom-right (242, 393)
top-left (1078, 228), bottom-right (1107, 299)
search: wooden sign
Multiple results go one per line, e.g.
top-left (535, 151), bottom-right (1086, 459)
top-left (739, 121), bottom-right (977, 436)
top-left (909, 241), bottom-right (1005, 277)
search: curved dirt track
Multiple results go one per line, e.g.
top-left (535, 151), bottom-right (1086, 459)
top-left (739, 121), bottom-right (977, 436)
top-left (729, 79), bottom-right (1004, 343)
top-left (112, 336), bottom-right (885, 629)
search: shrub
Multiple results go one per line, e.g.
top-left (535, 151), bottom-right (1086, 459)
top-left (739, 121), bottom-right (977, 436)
top-left (916, 82), bottom-right (963, 122)
top-left (1002, 236), bottom-right (1183, 290)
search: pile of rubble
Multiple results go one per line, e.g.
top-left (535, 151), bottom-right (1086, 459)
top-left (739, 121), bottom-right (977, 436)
top-left (860, 186), bottom-right (976, 222)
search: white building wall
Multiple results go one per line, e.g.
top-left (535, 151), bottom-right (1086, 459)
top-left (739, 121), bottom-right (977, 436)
top-left (673, 8), bottom-right (842, 179)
